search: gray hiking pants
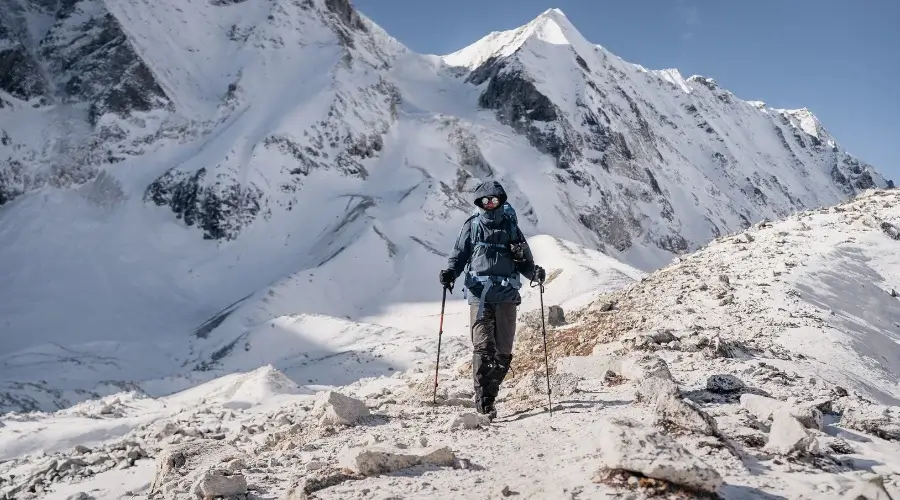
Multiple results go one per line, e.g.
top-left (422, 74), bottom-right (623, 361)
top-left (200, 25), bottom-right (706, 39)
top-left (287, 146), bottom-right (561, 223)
top-left (470, 302), bottom-right (517, 356)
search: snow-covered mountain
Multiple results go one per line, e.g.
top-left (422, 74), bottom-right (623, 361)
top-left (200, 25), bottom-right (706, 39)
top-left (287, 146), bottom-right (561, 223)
top-left (0, 0), bottom-right (891, 413)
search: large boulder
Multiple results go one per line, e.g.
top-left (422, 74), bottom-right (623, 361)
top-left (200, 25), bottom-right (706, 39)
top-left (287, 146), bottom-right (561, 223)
top-left (556, 353), bottom-right (625, 381)
top-left (338, 444), bottom-right (456, 476)
top-left (706, 374), bottom-right (745, 393)
top-left (741, 394), bottom-right (824, 431)
top-left (655, 395), bottom-right (718, 436)
top-left (547, 305), bottom-right (566, 326)
top-left (764, 409), bottom-right (819, 455)
top-left (191, 468), bottom-right (247, 499)
top-left (312, 391), bottom-right (370, 426)
top-left (150, 440), bottom-right (249, 498)
top-left (623, 354), bottom-right (678, 404)
top-left (444, 412), bottom-right (491, 430)
top-left (741, 393), bottom-right (780, 422)
top-left (508, 371), bottom-right (580, 401)
top-left (595, 418), bottom-right (723, 493)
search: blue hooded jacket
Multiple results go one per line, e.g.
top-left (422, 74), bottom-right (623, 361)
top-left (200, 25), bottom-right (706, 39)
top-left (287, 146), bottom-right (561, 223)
top-left (446, 181), bottom-right (538, 305)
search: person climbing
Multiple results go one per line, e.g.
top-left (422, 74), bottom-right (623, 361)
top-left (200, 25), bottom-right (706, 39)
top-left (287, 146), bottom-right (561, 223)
top-left (439, 180), bottom-right (546, 420)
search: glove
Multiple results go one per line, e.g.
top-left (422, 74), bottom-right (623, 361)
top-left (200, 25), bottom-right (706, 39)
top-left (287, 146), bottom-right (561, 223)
top-left (439, 269), bottom-right (455, 288)
top-left (533, 265), bottom-right (546, 283)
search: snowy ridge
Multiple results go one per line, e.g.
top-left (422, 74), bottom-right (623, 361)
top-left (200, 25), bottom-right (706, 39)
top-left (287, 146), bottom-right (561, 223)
top-left (5, 189), bottom-right (900, 499)
top-left (523, 188), bottom-right (900, 405)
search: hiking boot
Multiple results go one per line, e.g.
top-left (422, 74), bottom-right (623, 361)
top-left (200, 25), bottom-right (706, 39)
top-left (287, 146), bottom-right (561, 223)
top-left (473, 353), bottom-right (496, 403)
top-left (475, 397), bottom-right (497, 421)
top-left (482, 354), bottom-right (512, 403)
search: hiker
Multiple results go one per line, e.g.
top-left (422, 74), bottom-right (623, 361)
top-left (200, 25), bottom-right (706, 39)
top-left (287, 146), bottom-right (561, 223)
top-left (439, 180), bottom-right (545, 419)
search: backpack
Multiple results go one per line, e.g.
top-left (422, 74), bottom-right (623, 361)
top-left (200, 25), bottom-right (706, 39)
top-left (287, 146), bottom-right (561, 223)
top-left (463, 201), bottom-right (523, 314)
top-left (469, 201), bottom-right (519, 248)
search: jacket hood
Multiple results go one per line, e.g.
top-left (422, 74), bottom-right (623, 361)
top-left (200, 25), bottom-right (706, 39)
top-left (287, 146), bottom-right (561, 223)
top-left (473, 181), bottom-right (507, 208)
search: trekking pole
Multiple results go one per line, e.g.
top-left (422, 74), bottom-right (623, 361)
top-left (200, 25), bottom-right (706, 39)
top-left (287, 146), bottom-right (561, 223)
top-left (433, 286), bottom-right (448, 405)
top-left (532, 278), bottom-right (552, 417)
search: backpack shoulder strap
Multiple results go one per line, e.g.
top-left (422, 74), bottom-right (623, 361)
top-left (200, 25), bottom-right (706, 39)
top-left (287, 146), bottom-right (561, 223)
top-left (468, 213), bottom-right (480, 247)
top-left (511, 218), bottom-right (520, 241)
top-left (504, 213), bottom-right (520, 243)
top-left (460, 214), bottom-right (478, 273)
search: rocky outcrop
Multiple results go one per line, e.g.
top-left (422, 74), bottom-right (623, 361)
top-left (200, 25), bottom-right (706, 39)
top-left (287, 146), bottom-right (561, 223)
top-left (0, 0), bottom-right (171, 207)
top-left (447, 124), bottom-right (494, 179)
top-left (144, 70), bottom-right (398, 239)
top-left (474, 63), bottom-right (580, 172)
top-left (338, 445), bottom-right (456, 476)
top-left (144, 167), bottom-right (264, 241)
top-left (40, 2), bottom-right (170, 124)
top-left (0, 160), bottom-right (29, 206)
top-left (594, 417), bottom-right (723, 494)
top-left (840, 403), bottom-right (900, 441)
top-left (311, 391), bottom-right (370, 426)
top-left (0, 39), bottom-right (46, 101)
top-left (150, 441), bottom-right (249, 498)
top-left (763, 409), bottom-right (819, 455)
top-left (323, 0), bottom-right (367, 33)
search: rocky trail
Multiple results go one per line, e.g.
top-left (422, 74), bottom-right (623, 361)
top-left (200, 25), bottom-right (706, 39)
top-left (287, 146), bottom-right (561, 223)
top-left (5, 189), bottom-right (900, 499)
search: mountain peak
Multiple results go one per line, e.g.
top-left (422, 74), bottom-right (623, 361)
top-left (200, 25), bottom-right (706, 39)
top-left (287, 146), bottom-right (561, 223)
top-left (534, 7), bottom-right (569, 25)
top-left (686, 75), bottom-right (720, 91)
top-left (441, 6), bottom-right (589, 69)
top-left (652, 68), bottom-right (691, 93)
top-left (777, 107), bottom-right (836, 148)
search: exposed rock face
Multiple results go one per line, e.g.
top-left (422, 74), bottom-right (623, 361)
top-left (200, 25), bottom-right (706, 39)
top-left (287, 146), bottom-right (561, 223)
top-left (475, 66), bottom-right (569, 161)
top-left (144, 167), bottom-right (264, 241)
top-left (0, 35), bottom-right (46, 101)
top-left (0, 0), bottom-right (171, 207)
top-left (323, 0), bottom-right (367, 32)
top-left (39, 1), bottom-right (170, 125)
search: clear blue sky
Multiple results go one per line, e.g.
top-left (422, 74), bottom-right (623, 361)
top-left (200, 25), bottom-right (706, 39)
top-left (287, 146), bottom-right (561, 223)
top-left (355, 0), bottom-right (899, 181)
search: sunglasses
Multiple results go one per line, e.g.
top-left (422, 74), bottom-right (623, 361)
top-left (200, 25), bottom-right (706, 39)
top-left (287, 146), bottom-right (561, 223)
top-left (480, 196), bottom-right (500, 206)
